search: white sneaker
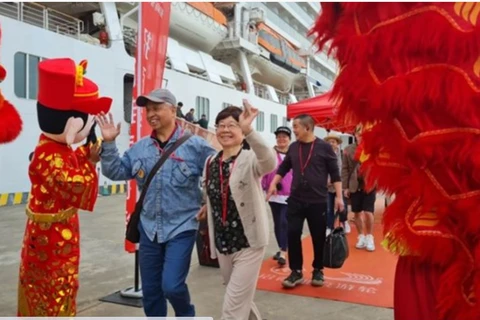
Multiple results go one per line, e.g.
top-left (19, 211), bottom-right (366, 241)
top-left (366, 234), bottom-right (375, 252)
top-left (326, 228), bottom-right (332, 236)
top-left (355, 234), bottom-right (366, 249)
top-left (343, 221), bottom-right (351, 234)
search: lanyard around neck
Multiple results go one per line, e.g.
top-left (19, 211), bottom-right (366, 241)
top-left (218, 156), bottom-right (237, 226)
top-left (298, 140), bottom-right (315, 176)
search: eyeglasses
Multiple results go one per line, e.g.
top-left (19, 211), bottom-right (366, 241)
top-left (215, 123), bottom-right (240, 131)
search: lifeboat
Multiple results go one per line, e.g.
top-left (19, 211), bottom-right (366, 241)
top-left (169, 2), bottom-right (228, 53)
top-left (257, 23), bottom-right (306, 73)
top-left (248, 23), bottom-right (306, 92)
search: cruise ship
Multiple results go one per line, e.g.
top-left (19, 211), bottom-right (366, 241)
top-left (0, 2), bottom-right (341, 197)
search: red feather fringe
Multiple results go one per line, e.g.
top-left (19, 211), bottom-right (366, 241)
top-left (311, 2), bottom-right (480, 319)
top-left (0, 96), bottom-right (22, 144)
top-left (312, 3), bottom-right (480, 69)
top-left (0, 66), bottom-right (6, 82)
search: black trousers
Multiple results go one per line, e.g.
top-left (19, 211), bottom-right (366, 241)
top-left (287, 198), bottom-right (327, 271)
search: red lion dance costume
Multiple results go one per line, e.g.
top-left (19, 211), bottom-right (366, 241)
top-left (0, 27), bottom-right (22, 144)
top-left (311, 3), bottom-right (480, 320)
top-left (17, 58), bottom-right (111, 316)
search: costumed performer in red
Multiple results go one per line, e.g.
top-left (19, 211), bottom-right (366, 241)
top-left (0, 25), bottom-right (22, 144)
top-left (17, 58), bottom-right (112, 316)
top-left (310, 2), bottom-right (480, 320)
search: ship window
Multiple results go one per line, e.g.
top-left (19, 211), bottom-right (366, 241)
top-left (14, 52), bottom-right (42, 100)
top-left (14, 52), bottom-right (27, 99)
top-left (256, 111), bottom-right (265, 132)
top-left (196, 96), bottom-right (210, 121)
top-left (28, 55), bottom-right (40, 100)
top-left (123, 74), bottom-right (134, 124)
top-left (270, 114), bottom-right (278, 133)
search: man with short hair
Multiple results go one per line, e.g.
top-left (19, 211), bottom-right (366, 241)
top-left (195, 114), bottom-right (208, 129)
top-left (176, 101), bottom-right (185, 119)
top-left (342, 125), bottom-right (376, 252)
top-left (267, 114), bottom-right (344, 288)
top-left (185, 108), bottom-right (195, 122)
top-left (96, 88), bottom-right (216, 317)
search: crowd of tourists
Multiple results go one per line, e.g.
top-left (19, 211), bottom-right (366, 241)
top-left (94, 88), bottom-right (376, 319)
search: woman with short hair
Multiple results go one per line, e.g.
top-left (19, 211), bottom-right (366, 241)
top-left (197, 100), bottom-right (277, 320)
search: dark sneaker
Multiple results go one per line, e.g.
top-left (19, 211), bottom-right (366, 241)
top-left (278, 256), bottom-right (286, 266)
top-left (282, 270), bottom-right (303, 288)
top-left (311, 269), bottom-right (324, 287)
top-left (273, 251), bottom-right (280, 261)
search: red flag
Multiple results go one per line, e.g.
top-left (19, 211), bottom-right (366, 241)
top-left (125, 2), bottom-right (171, 253)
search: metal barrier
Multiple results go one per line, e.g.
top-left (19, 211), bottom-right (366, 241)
top-left (0, 2), bottom-right (83, 38)
top-left (175, 118), bottom-right (221, 150)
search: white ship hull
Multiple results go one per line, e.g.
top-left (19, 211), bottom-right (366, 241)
top-left (0, 2), bottom-right (341, 198)
top-left (0, 14), bottom-right (293, 194)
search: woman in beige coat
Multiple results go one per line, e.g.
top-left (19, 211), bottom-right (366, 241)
top-left (197, 100), bottom-right (277, 320)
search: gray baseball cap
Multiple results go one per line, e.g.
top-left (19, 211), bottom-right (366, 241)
top-left (136, 88), bottom-right (177, 107)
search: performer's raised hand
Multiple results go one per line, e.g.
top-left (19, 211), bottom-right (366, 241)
top-left (239, 99), bottom-right (259, 135)
top-left (96, 112), bottom-right (121, 142)
top-left (89, 142), bottom-right (101, 164)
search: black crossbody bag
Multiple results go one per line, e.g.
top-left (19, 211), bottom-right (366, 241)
top-left (126, 133), bottom-right (192, 243)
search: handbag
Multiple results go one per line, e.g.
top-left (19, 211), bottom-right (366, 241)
top-left (125, 133), bottom-right (192, 243)
top-left (323, 223), bottom-right (350, 269)
top-left (196, 155), bottom-right (220, 268)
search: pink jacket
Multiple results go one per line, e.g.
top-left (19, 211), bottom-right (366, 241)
top-left (261, 150), bottom-right (292, 196)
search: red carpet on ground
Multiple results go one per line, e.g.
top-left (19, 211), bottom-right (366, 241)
top-left (256, 223), bottom-right (397, 308)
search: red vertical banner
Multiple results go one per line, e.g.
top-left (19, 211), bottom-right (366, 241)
top-left (125, 2), bottom-right (171, 253)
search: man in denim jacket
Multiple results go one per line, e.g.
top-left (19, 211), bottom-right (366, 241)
top-left (96, 88), bottom-right (216, 317)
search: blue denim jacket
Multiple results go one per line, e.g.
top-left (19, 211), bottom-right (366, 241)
top-left (100, 126), bottom-right (216, 243)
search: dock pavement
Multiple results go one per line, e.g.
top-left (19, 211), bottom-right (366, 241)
top-left (0, 195), bottom-right (393, 319)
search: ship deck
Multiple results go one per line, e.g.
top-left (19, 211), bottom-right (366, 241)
top-left (0, 195), bottom-right (393, 319)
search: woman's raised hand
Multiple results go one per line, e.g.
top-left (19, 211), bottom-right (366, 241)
top-left (239, 99), bottom-right (259, 135)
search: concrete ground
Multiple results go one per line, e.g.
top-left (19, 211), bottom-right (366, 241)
top-left (0, 195), bottom-right (393, 319)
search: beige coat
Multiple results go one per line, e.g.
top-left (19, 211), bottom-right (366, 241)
top-left (202, 130), bottom-right (277, 259)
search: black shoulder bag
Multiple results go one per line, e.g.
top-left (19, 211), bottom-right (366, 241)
top-left (323, 223), bottom-right (350, 269)
top-left (126, 133), bottom-right (192, 243)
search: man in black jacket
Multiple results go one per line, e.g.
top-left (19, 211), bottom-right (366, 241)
top-left (267, 114), bottom-right (344, 288)
top-left (195, 114), bottom-right (208, 129)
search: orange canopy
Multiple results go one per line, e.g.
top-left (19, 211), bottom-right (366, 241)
top-left (287, 92), bottom-right (355, 133)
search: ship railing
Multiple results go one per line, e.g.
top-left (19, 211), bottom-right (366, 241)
top-left (275, 90), bottom-right (290, 105)
top-left (0, 2), bottom-right (83, 38)
top-left (253, 82), bottom-right (269, 100)
top-left (122, 25), bottom-right (137, 57)
top-left (225, 21), bottom-right (259, 45)
top-left (253, 81), bottom-right (292, 105)
top-left (176, 118), bottom-right (221, 150)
